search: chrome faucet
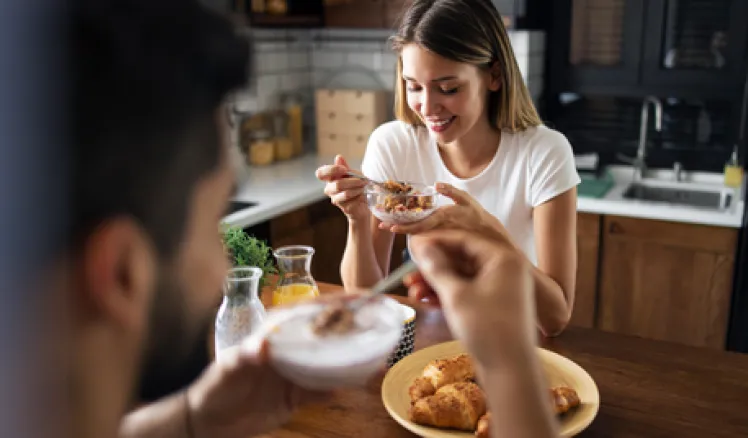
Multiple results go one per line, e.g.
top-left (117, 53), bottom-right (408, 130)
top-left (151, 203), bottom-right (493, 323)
top-left (618, 96), bottom-right (663, 181)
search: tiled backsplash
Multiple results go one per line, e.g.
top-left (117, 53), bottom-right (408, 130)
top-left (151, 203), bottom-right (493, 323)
top-left (231, 27), bottom-right (546, 152)
top-left (235, 27), bottom-right (545, 107)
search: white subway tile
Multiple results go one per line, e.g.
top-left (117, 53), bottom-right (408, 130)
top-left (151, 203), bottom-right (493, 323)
top-left (255, 52), bottom-right (273, 73)
top-left (382, 52), bottom-right (398, 73)
top-left (508, 30), bottom-right (529, 55)
top-left (515, 54), bottom-right (529, 80)
top-left (281, 73), bottom-right (302, 91)
top-left (257, 74), bottom-right (280, 97)
top-left (312, 52), bottom-right (345, 69)
top-left (347, 52), bottom-right (377, 70)
top-left (289, 51), bottom-right (309, 69)
top-left (313, 70), bottom-right (332, 88)
top-left (270, 52), bottom-right (289, 71)
top-left (378, 71), bottom-right (396, 90)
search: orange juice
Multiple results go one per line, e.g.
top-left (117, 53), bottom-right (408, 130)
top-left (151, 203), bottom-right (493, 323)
top-left (272, 283), bottom-right (319, 306)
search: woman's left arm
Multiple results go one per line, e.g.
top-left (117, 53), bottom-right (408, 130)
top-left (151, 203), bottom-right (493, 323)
top-left (529, 188), bottom-right (577, 336)
top-left (386, 183), bottom-right (578, 336)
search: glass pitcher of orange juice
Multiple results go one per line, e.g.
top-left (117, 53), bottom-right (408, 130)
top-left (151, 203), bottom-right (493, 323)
top-left (272, 245), bottom-right (320, 306)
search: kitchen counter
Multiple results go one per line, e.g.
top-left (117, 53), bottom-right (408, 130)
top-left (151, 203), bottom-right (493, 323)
top-left (223, 155), bottom-right (745, 229)
top-left (223, 153), bottom-right (361, 229)
top-left (577, 166), bottom-right (745, 228)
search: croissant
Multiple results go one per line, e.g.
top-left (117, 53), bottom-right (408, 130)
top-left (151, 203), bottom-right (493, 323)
top-left (551, 386), bottom-right (581, 415)
top-left (472, 386), bottom-right (581, 436)
top-left (475, 413), bottom-right (490, 438)
top-left (408, 354), bottom-right (476, 402)
top-left (409, 381), bottom-right (487, 431)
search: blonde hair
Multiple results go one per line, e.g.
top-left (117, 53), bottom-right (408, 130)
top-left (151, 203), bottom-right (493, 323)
top-left (390, 0), bottom-right (541, 133)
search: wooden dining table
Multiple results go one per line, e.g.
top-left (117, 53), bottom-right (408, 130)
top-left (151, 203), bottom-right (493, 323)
top-left (255, 282), bottom-right (748, 438)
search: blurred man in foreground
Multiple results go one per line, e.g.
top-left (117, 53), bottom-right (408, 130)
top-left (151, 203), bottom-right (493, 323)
top-left (70, 1), bottom-right (323, 438)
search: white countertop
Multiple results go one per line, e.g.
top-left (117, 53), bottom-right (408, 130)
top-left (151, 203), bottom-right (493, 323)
top-left (223, 155), bottom-right (745, 229)
top-left (577, 166), bottom-right (745, 228)
top-left (223, 153), bottom-right (361, 229)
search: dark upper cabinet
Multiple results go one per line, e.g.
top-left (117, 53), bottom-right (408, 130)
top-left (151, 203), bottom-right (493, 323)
top-left (553, 0), bottom-right (646, 91)
top-left (549, 0), bottom-right (748, 98)
top-left (641, 0), bottom-right (748, 93)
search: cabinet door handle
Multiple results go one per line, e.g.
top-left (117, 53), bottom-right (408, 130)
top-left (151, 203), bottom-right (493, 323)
top-left (356, 135), bottom-right (364, 142)
top-left (355, 114), bottom-right (363, 121)
top-left (609, 222), bottom-right (622, 234)
top-left (330, 134), bottom-right (337, 140)
top-left (328, 112), bottom-right (336, 119)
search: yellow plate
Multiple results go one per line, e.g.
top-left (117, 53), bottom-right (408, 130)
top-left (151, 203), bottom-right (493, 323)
top-left (381, 340), bottom-right (600, 437)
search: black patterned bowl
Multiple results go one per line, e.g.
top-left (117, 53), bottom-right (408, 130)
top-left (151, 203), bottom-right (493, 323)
top-left (386, 303), bottom-right (416, 368)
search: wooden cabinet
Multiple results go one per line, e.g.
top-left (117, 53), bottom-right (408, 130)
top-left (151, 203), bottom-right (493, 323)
top-left (324, 0), bottom-right (386, 28)
top-left (270, 199), bottom-right (348, 285)
top-left (571, 213), bottom-right (602, 328)
top-left (267, 201), bottom-right (739, 349)
top-left (383, 0), bottom-right (411, 29)
top-left (550, 0), bottom-right (748, 98)
top-left (269, 200), bottom-right (411, 293)
top-left (324, 0), bottom-right (410, 29)
top-left (597, 215), bottom-right (737, 349)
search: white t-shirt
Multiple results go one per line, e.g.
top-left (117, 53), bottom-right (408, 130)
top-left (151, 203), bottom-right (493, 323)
top-left (361, 121), bottom-right (580, 265)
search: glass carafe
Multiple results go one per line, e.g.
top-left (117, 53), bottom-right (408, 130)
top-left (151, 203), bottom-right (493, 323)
top-left (272, 245), bottom-right (320, 306)
top-left (214, 267), bottom-right (266, 359)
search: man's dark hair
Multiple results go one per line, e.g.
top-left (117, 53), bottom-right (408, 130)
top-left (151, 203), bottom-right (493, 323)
top-left (71, 0), bottom-right (250, 257)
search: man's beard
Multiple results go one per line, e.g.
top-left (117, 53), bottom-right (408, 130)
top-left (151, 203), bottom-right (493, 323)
top-left (136, 271), bottom-right (216, 403)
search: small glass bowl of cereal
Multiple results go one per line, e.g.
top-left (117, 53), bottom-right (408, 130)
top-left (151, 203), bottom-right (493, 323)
top-left (365, 181), bottom-right (439, 224)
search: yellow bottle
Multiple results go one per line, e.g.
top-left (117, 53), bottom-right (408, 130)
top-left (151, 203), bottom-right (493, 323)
top-left (724, 146), bottom-right (743, 188)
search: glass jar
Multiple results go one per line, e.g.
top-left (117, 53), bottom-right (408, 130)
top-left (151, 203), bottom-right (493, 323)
top-left (214, 267), bottom-right (266, 359)
top-left (284, 94), bottom-right (304, 157)
top-left (272, 245), bottom-right (320, 306)
top-left (248, 129), bottom-right (275, 166)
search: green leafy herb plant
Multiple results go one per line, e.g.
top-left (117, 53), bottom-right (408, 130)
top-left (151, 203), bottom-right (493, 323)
top-left (221, 226), bottom-right (277, 289)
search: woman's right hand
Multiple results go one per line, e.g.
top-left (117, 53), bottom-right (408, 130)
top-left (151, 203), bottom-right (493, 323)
top-left (315, 155), bottom-right (370, 222)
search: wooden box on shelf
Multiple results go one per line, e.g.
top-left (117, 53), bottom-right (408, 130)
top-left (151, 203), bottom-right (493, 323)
top-left (315, 88), bottom-right (389, 159)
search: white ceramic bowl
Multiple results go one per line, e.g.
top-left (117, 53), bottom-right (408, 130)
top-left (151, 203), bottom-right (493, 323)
top-left (365, 182), bottom-right (439, 225)
top-left (245, 296), bottom-right (404, 391)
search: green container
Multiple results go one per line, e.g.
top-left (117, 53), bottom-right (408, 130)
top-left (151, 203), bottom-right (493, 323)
top-left (578, 170), bottom-right (614, 199)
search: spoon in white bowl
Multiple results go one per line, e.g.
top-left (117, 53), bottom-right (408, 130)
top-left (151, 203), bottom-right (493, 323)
top-left (349, 260), bottom-right (419, 310)
top-left (310, 260), bottom-right (418, 336)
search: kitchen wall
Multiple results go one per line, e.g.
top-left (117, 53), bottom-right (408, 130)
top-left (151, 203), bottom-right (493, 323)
top-left (233, 26), bottom-right (546, 151)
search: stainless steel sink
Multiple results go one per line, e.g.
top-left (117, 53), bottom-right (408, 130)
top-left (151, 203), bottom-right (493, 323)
top-left (622, 183), bottom-right (732, 210)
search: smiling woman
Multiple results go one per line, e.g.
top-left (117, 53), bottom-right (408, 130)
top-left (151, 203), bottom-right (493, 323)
top-left (315, 0), bottom-right (581, 337)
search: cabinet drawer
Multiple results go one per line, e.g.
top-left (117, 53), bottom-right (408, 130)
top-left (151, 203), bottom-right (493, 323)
top-left (315, 89), bottom-right (348, 112)
top-left (604, 216), bottom-right (737, 254)
top-left (316, 130), bottom-right (368, 159)
top-left (316, 110), bottom-right (378, 136)
top-left (316, 131), bottom-right (348, 158)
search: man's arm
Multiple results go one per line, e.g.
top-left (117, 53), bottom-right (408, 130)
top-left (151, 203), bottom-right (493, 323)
top-left (479, 347), bottom-right (558, 438)
top-left (119, 391), bottom-right (191, 438)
